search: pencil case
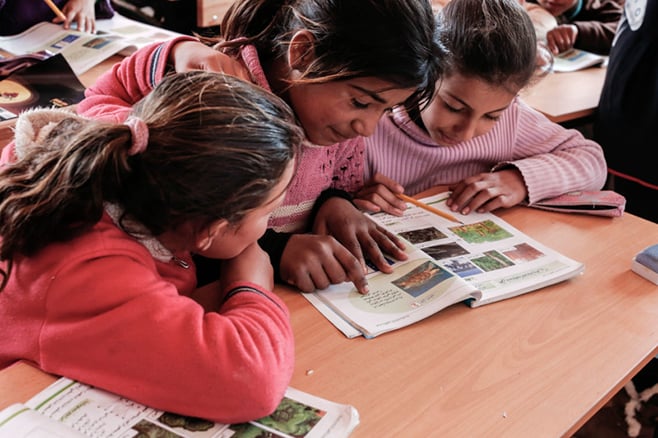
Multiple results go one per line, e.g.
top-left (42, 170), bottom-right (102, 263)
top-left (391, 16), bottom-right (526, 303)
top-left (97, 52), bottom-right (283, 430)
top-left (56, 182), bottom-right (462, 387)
top-left (528, 190), bottom-right (626, 217)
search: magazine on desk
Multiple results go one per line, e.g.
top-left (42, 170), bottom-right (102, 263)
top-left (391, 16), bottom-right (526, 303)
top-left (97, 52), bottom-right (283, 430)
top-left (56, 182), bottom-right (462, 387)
top-left (0, 377), bottom-right (359, 438)
top-left (0, 13), bottom-right (182, 75)
top-left (304, 193), bottom-right (585, 339)
top-left (0, 54), bottom-right (85, 122)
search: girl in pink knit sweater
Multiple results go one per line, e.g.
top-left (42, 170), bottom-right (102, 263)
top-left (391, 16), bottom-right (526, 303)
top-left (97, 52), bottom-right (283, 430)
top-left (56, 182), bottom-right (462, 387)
top-left (0, 71), bottom-right (302, 423)
top-left (356, 0), bottom-right (606, 217)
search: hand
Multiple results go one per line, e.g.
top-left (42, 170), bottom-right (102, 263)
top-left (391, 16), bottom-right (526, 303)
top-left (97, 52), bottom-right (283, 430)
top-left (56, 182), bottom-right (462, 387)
top-left (353, 172), bottom-right (408, 216)
top-left (446, 169), bottom-right (528, 214)
top-left (219, 242), bottom-right (274, 293)
top-left (57, 0), bottom-right (96, 33)
top-left (313, 197), bottom-right (408, 275)
top-left (169, 41), bottom-right (251, 81)
top-left (279, 234), bottom-right (369, 294)
top-left (546, 24), bottom-right (578, 55)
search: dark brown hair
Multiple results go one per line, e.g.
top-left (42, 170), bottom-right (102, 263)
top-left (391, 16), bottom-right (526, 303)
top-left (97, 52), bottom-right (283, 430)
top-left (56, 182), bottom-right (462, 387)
top-left (438, 0), bottom-right (538, 93)
top-left (212, 0), bottom-right (446, 107)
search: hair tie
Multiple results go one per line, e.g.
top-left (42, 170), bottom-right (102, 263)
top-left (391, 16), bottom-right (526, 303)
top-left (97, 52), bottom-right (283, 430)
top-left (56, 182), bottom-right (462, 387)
top-left (124, 116), bottom-right (149, 155)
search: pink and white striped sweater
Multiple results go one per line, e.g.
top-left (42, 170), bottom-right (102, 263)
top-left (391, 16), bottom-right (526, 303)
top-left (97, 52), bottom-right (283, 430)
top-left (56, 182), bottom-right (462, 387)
top-left (364, 97), bottom-right (607, 204)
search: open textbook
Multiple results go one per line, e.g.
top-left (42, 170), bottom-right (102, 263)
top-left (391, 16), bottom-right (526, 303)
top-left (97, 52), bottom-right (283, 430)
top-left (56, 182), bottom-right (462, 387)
top-left (304, 192), bottom-right (584, 339)
top-left (0, 376), bottom-right (359, 438)
top-left (0, 13), bottom-right (182, 75)
top-left (553, 48), bottom-right (607, 72)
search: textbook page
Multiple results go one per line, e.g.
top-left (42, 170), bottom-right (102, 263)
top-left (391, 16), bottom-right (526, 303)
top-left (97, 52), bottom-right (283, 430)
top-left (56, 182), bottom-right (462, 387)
top-left (94, 13), bottom-right (183, 56)
top-left (308, 226), bottom-right (481, 339)
top-left (0, 403), bottom-right (86, 437)
top-left (375, 193), bottom-right (584, 308)
top-left (304, 192), bottom-right (583, 338)
top-left (0, 377), bottom-right (360, 438)
top-left (0, 13), bottom-right (182, 75)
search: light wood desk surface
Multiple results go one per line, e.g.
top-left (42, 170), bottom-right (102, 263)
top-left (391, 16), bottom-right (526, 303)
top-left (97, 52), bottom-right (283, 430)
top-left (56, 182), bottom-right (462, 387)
top-left (2, 192), bottom-right (658, 437)
top-left (521, 66), bottom-right (607, 124)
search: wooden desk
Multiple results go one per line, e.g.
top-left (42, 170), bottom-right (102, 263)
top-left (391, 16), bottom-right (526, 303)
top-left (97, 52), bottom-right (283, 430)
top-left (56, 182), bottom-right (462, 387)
top-left (2, 201), bottom-right (658, 437)
top-left (521, 67), bottom-right (607, 124)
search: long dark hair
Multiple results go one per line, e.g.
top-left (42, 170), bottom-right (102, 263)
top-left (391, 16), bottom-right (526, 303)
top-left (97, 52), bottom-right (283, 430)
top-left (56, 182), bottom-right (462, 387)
top-left (216, 0), bottom-right (446, 107)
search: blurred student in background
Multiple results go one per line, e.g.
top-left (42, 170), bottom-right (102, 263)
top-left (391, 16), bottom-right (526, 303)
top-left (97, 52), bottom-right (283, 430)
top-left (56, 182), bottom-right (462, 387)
top-left (355, 0), bottom-right (606, 217)
top-left (519, 0), bottom-right (558, 42)
top-left (527, 0), bottom-right (623, 55)
top-left (0, 0), bottom-right (114, 35)
top-left (595, 0), bottom-right (658, 223)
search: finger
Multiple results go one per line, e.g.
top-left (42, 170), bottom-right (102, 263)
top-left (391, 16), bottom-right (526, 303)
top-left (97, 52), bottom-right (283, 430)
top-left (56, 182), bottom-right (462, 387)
top-left (337, 233), bottom-right (367, 273)
top-left (352, 198), bottom-right (382, 213)
top-left (374, 228), bottom-right (407, 256)
top-left (287, 270), bottom-right (322, 293)
top-left (476, 196), bottom-right (503, 213)
top-left (359, 235), bottom-right (402, 274)
top-left (332, 248), bottom-right (369, 294)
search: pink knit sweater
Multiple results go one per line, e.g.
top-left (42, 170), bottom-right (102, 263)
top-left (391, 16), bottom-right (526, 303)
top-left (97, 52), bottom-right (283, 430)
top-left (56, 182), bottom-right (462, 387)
top-left (364, 97), bottom-right (607, 203)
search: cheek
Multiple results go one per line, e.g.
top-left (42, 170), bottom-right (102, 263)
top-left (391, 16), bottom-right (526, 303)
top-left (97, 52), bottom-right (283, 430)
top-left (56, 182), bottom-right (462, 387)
top-left (474, 119), bottom-right (498, 138)
top-left (421, 104), bottom-right (451, 131)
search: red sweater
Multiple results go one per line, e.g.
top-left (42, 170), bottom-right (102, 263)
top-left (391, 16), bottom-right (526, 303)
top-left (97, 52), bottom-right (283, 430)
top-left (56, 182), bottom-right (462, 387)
top-left (0, 138), bottom-right (294, 423)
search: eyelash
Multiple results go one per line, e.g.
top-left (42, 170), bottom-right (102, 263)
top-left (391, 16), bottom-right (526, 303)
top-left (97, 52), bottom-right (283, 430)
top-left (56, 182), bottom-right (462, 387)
top-left (351, 98), bottom-right (369, 109)
top-left (445, 103), bottom-right (462, 113)
top-left (445, 102), bottom-right (500, 121)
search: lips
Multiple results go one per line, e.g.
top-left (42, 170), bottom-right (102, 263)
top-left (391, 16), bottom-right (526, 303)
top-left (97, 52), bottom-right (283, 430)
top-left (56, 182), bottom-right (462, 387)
top-left (329, 127), bottom-right (353, 143)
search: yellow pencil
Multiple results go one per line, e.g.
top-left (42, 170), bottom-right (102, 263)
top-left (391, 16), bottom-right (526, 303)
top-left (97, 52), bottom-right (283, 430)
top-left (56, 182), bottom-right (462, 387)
top-left (397, 193), bottom-right (463, 224)
top-left (43, 0), bottom-right (67, 21)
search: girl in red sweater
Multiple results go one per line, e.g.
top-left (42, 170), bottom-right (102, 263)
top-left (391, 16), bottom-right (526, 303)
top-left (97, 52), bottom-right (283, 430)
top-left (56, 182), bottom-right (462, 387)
top-left (0, 71), bottom-right (303, 423)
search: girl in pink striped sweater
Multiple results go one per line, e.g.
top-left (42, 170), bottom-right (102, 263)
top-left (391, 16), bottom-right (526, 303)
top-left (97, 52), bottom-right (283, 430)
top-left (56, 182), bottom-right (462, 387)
top-left (356, 0), bottom-right (607, 217)
top-left (78, 0), bottom-right (445, 295)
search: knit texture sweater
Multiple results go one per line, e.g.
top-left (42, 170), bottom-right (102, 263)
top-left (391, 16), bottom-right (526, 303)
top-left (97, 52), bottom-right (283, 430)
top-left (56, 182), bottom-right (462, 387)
top-left (364, 97), bottom-right (607, 204)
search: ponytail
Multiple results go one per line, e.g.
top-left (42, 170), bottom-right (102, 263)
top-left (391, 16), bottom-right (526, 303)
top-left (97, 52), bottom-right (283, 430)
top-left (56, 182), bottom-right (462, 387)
top-left (0, 116), bottom-right (138, 259)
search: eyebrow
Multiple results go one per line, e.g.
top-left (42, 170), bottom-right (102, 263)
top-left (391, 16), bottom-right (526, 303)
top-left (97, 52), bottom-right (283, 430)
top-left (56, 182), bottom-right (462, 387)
top-left (350, 84), bottom-right (388, 104)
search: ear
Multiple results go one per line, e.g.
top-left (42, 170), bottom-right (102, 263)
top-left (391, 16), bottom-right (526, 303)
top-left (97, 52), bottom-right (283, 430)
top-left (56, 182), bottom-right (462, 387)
top-left (195, 220), bottom-right (228, 252)
top-left (288, 30), bottom-right (316, 71)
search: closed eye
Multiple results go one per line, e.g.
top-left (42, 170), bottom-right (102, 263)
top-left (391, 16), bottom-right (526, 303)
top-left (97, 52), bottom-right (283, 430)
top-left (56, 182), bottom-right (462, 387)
top-left (444, 102), bottom-right (463, 113)
top-left (351, 98), bottom-right (370, 109)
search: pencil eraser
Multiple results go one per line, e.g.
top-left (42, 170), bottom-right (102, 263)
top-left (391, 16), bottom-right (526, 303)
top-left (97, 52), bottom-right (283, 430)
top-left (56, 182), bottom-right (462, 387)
top-left (631, 244), bottom-right (658, 285)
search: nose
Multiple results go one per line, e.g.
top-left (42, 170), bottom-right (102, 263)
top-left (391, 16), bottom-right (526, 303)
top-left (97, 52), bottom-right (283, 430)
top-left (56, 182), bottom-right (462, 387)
top-left (453, 118), bottom-right (479, 142)
top-left (351, 113), bottom-right (381, 138)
